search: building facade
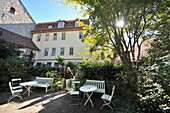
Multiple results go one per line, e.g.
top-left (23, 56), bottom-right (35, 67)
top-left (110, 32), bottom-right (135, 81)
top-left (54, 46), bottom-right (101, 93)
top-left (0, 0), bottom-right (39, 55)
top-left (0, 0), bottom-right (36, 38)
top-left (32, 19), bottom-right (90, 67)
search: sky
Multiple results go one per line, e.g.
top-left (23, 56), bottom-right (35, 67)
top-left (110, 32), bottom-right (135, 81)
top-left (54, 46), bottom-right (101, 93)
top-left (21, 0), bottom-right (87, 23)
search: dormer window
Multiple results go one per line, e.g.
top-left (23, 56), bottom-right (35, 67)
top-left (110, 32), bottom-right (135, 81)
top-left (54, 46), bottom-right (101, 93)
top-left (48, 25), bottom-right (53, 29)
top-left (58, 22), bottom-right (64, 28)
top-left (9, 7), bottom-right (16, 14)
top-left (75, 21), bottom-right (79, 27)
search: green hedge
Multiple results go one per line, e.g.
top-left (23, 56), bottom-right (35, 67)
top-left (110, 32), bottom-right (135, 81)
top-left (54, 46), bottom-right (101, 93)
top-left (80, 61), bottom-right (124, 80)
top-left (0, 58), bottom-right (64, 92)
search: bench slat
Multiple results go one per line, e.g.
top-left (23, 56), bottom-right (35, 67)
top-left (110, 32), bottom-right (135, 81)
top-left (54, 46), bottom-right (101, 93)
top-left (85, 79), bottom-right (105, 93)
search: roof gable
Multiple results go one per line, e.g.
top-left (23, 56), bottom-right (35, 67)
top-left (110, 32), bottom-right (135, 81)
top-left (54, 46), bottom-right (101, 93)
top-left (0, 27), bottom-right (39, 50)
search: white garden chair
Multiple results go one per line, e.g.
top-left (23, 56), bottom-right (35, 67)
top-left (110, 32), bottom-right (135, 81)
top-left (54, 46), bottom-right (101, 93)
top-left (8, 82), bottom-right (23, 102)
top-left (11, 78), bottom-right (23, 89)
top-left (70, 81), bottom-right (80, 106)
top-left (101, 85), bottom-right (115, 110)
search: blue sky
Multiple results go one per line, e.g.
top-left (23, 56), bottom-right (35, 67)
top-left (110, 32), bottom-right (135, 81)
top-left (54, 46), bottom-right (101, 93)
top-left (21, 0), bottom-right (87, 23)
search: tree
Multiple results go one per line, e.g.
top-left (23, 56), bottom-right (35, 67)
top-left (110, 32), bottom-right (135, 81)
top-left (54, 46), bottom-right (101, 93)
top-left (23, 50), bottom-right (35, 66)
top-left (0, 39), bottom-right (21, 59)
top-left (56, 56), bottom-right (65, 68)
top-left (52, 0), bottom-right (169, 89)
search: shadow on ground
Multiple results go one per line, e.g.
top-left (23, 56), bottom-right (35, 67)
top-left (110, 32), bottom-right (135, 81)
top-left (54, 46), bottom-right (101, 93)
top-left (0, 88), bottom-right (113, 113)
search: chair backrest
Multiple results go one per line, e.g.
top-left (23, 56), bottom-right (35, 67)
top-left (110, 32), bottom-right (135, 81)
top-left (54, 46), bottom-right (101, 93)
top-left (9, 82), bottom-right (13, 93)
top-left (12, 78), bottom-right (22, 86)
top-left (111, 85), bottom-right (115, 98)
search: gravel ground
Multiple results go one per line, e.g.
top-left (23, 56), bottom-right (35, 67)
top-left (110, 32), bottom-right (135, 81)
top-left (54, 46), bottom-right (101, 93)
top-left (0, 88), bottom-right (112, 113)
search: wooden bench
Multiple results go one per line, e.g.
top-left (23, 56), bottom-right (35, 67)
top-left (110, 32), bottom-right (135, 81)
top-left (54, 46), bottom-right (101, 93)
top-left (85, 79), bottom-right (105, 93)
top-left (33, 77), bottom-right (53, 93)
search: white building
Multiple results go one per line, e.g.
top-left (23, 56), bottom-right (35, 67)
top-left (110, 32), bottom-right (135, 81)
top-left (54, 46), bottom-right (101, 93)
top-left (32, 19), bottom-right (91, 67)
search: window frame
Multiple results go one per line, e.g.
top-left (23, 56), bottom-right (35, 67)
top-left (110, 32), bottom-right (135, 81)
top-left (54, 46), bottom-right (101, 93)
top-left (25, 49), bottom-right (31, 55)
top-left (75, 21), bottom-right (79, 27)
top-left (48, 25), bottom-right (53, 29)
top-left (79, 32), bottom-right (83, 39)
top-left (53, 33), bottom-right (57, 40)
top-left (37, 62), bottom-right (42, 66)
top-left (51, 48), bottom-right (56, 56)
top-left (45, 34), bottom-right (49, 41)
top-left (69, 47), bottom-right (74, 55)
top-left (54, 62), bottom-right (59, 67)
top-left (58, 22), bottom-right (65, 28)
top-left (44, 48), bottom-right (49, 56)
top-left (37, 34), bottom-right (41, 41)
top-left (60, 47), bottom-right (65, 56)
top-left (9, 7), bottom-right (16, 14)
top-left (61, 33), bottom-right (66, 40)
top-left (47, 62), bottom-right (51, 67)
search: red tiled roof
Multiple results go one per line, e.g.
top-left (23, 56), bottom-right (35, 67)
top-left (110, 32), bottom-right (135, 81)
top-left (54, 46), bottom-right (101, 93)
top-left (32, 18), bottom-right (90, 33)
top-left (0, 27), bottom-right (39, 50)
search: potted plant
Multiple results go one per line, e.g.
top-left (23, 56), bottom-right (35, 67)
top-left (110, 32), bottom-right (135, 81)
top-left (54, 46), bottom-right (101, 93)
top-left (52, 81), bottom-right (62, 91)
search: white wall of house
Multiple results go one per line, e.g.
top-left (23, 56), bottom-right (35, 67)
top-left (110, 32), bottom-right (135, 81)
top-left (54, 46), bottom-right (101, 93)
top-left (32, 30), bottom-right (90, 66)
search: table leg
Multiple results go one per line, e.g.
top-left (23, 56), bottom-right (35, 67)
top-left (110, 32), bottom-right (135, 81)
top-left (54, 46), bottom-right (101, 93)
top-left (27, 85), bottom-right (34, 96)
top-left (84, 92), bottom-right (94, 107)
top-left (23, 86), bottom-right (29, 95)
top-left (22, 85), bottom-right (34, 96)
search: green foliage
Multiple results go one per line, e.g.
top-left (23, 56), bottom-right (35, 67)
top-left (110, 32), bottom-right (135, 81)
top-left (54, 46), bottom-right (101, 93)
top-left (29, 65), bottom-right (62, 77)
top-left (66, 61), bottom-right (77, 75)
top-left (0, 39), bottom-right (21, 59)
top-left (56, 56), bottom-right (65, 68)
top-left (46, 70), bottom-right (63, 91)
top-left (0, 57), bottom-right (29, 91)
top-left (80, 61), bottom-right (123, 80)
top-left (61, 0), bottom-right (169, 72)
top-left (137, 32), bottom-right (170, 112)
top-left (23, 50), bottom-right (35, 66)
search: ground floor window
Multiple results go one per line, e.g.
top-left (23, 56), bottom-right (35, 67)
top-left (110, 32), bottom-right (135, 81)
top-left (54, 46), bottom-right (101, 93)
top-left (37, 62), bottom-right (41, 66)
top-left (47, 62), bottom-right (51, 67)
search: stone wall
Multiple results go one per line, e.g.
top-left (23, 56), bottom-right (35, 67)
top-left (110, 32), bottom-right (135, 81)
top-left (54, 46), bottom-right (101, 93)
top-left (0, 0), bottom-right (35, 38)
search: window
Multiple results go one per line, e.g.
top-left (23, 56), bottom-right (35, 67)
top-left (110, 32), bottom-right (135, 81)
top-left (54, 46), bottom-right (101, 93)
top-left (75, 21), bottom-right (79, 27)
top-left (79, 32), bottom-right (83, 39)
top-left (44, 48), bottom-right (49, 56)
top-left (69, 47), bottom-right (74, 55)
top-left (58, 22), bottom-right (64, 28)
top-left (25, 49), bottom-right (31, 55)
top-left (47, 62), bottom-right (51, 67)
top-left (53, 33), bottom-right (57, 40)
top-left (10, 7), bottom-right (15, 14)
top-left (0, 31), bottom-right (2, 36)
top-left (51, 48), bottom-right (56, 56)
top-left (37, 34), bottom-right (41, 41)
top-left (48, 25), bottom-right (53, 29)
top-left (37, 63), bottom-right (41, 66)
top-left (60, 47), bottom-right (65, 55)
top-left (45, 34), bottom-right (49, 41)
top-left (62, 33), bottom-right (66, 40)
top-left (54, 63), bottom-right (59, 67)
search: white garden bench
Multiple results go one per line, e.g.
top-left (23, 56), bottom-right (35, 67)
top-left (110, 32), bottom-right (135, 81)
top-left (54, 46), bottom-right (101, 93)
top-left (33, 77), bottom-right (53, 93)
top-left (84, 79), bottom-right (105, 94)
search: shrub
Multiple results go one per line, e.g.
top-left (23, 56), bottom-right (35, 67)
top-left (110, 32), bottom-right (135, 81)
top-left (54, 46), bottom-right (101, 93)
top-left (28, 66), bottom-right (64, 78)
top-left (45, 70), bottom-right (62, 91)
top-left (0, 57), bottom-right (29, 91)
top-left (66, 61), bottom-right (77, 75)
top-left (79, 61), bottom-right (124, 80)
